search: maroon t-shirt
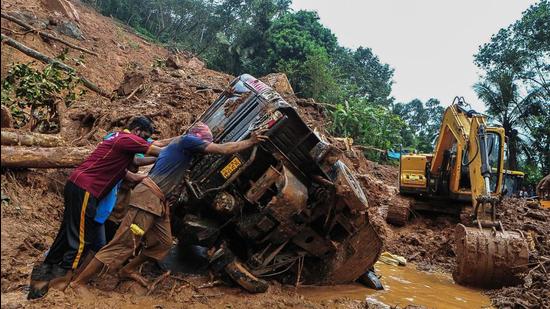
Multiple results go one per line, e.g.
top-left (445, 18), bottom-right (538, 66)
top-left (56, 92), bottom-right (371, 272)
top-left (69, 131), bottom-right (151, 199)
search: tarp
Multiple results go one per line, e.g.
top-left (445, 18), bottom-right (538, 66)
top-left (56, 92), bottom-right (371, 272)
top-left (387, 150), bottom-right (401, 160)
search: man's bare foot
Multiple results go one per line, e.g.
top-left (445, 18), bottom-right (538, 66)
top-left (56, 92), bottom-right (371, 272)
top-left (67, 282), bottom-right (93, 299)
top-left (119, 269), bottom-right (149, 288)
top-left (48, 270), bottom-right (73, 292)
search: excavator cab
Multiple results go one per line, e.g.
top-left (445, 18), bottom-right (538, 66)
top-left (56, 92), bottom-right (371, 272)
top-left (502, 170), bottom-right (525, 197)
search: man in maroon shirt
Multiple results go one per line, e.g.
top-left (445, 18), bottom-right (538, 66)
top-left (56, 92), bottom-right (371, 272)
top-left (28, 116), bottom-right (166, 299)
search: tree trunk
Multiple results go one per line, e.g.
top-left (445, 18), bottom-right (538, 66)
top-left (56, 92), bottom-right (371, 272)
top-left (506, 127), bottom-right (519, 170)
top-left (1, 130), bottom-right (65, 147)
top-left (1, 146), bottom-right (91, 168)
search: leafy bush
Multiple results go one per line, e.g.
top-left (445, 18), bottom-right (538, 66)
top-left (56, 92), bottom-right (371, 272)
top-left (1, 62), bottom-right (84, 133)
top-left (330, 98), bottom-right (406, 160)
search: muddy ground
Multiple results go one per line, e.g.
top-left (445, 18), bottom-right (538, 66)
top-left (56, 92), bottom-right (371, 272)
top-left (1, 0), bottom-right (549, 308)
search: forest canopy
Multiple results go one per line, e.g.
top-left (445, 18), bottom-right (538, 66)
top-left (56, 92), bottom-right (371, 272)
top-left (83, 0), bottom-right (549, 185)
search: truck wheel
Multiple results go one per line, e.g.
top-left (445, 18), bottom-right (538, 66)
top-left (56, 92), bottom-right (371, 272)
top-left (224, 260), bottom-right (268, 293)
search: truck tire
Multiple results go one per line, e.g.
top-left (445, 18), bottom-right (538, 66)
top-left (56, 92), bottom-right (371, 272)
top-left (224, 260), bottom-right (268, 293)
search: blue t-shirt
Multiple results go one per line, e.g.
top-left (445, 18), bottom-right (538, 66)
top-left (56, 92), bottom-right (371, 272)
top-left (149, 135), bottom-right (208, 196)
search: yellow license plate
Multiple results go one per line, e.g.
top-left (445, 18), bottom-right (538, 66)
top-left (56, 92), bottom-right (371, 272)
top-left (220, 157), bottom-right (242, 179)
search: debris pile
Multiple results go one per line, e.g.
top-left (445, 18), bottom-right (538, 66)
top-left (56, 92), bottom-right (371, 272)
top-left (487, 198), bottom-right (550, 308)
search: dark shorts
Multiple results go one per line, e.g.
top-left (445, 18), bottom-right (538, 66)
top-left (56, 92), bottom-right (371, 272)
top-left (43, 181), bottom-right (100, 270)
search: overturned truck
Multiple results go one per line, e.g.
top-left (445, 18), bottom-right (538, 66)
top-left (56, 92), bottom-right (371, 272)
top-left (170, 74), bottom-right (382, 292)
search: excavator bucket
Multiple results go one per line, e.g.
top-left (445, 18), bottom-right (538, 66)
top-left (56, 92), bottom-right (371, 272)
top-left (453, 224), bottom-right (529, 287)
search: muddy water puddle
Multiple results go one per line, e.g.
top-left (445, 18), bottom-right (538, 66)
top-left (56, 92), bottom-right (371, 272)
top-left (298, 262), bottom-right (491, 308)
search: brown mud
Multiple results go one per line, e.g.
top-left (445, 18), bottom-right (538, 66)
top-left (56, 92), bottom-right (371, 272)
top-left (1, 0), bottom-right (549, 308)
top-left (299, 262), bottom-right (491, 309)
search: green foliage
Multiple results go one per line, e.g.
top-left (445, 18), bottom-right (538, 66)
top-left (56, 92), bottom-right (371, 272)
top-left (332, 47), bottom-right (395, 105)
top-left (392, 98), bottom-right (444, 153)
top-left (330, 99), bottom-right (406, 160)
top-left (474, 1), bottom-right (549, 175)
top-left (1, 62), bottom-right (83, 132)
top-left (475, 1), bottom-right (549, 96)
top-left (520, 160), bottom-right (545, 189)
top-left (81, 0), bottom-right (403, 162)
top-left (82, 0), bottom-right (394, 106)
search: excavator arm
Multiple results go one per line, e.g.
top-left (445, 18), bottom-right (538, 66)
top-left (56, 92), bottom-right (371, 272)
top-left (420, 98), bottom-right (506, 213)
top-left (398, 97), bottom-right (528, 288)
top-left (465, 113), bottom-right (505, 224)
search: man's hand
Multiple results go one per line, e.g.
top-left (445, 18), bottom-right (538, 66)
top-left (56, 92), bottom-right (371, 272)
top-left (125, 171), bottom-right (147, 183)
top-left (205, 129), bottom-right (268, 155)
top-left (250, 129), bottom-right (269, 144)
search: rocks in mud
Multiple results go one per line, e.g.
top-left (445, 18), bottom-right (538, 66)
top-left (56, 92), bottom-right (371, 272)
top-left (166, 53), bottom-right (205, 70)
top-left (54, 20), bottom-right (84, 40)
top-left (486, 198), bottom-right (550, 308)
top-left (170, 69), bottom-right (187, 78)
top-left (260, 73), bottom-right (294, 96)
top-left (386, 201), bottom-right (410, 227)
top-left (8, 11), bottom-right (49, 29)
top-left (166, 55), bottom-right (183, 69)
top-left (385, 217), bottom-right (457, 272)
top-left (116, 72), bottom-right (145, 96)
top-left (41, 0), bottom-right (80, 21)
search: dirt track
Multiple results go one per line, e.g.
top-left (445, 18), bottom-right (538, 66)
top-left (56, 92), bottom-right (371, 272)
top-left (1, 0), bottom-right (549, 308)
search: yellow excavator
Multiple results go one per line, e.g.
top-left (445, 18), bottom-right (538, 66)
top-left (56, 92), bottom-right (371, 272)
top-left (394, 97), bottom-right (529, 288)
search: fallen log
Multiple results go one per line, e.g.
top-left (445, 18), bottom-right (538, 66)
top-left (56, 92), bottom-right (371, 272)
top-left (1, 130), bottom-right (65, 147)
top-left (0, 34), bottom-right (111, 98)
top-left (1, 146), bottom-right (91, 168)
top-left (0, 12), bottom-right (98, 56)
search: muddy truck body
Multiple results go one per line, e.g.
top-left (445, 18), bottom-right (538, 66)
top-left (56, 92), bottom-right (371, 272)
top-left (170, 74), bottom-right (382, 292)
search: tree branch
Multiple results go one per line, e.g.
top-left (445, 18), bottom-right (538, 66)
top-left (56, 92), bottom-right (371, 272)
top-left (1, 12), bottom-right (99, 56)
top-left (1, 34), bottom-right (111, 98)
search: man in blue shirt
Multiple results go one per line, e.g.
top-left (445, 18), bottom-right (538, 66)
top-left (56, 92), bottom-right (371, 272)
top-left (70, 122), bottom-right (267, 292)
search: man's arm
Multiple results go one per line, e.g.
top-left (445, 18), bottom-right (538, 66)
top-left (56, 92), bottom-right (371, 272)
top-left (145, 144), bottom-right (163, 156)
top-left (124, 170), bottom-right (147, 183)
top-left (152, 136), bottom-right (178, 147)
top-left (204, 130), bottom-right (267, 155)
top-left (133, 156), bottom-right (157, 166)
top-left (118, 135), bottom-right (162, 157)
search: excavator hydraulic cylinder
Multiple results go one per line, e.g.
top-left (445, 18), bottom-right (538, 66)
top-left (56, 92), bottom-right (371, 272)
top-left (453, 224), bottom-right (529, 287)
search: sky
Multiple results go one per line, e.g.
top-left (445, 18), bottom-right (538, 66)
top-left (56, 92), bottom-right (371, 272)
top-left (290, 0), bottom-right (538, 111)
